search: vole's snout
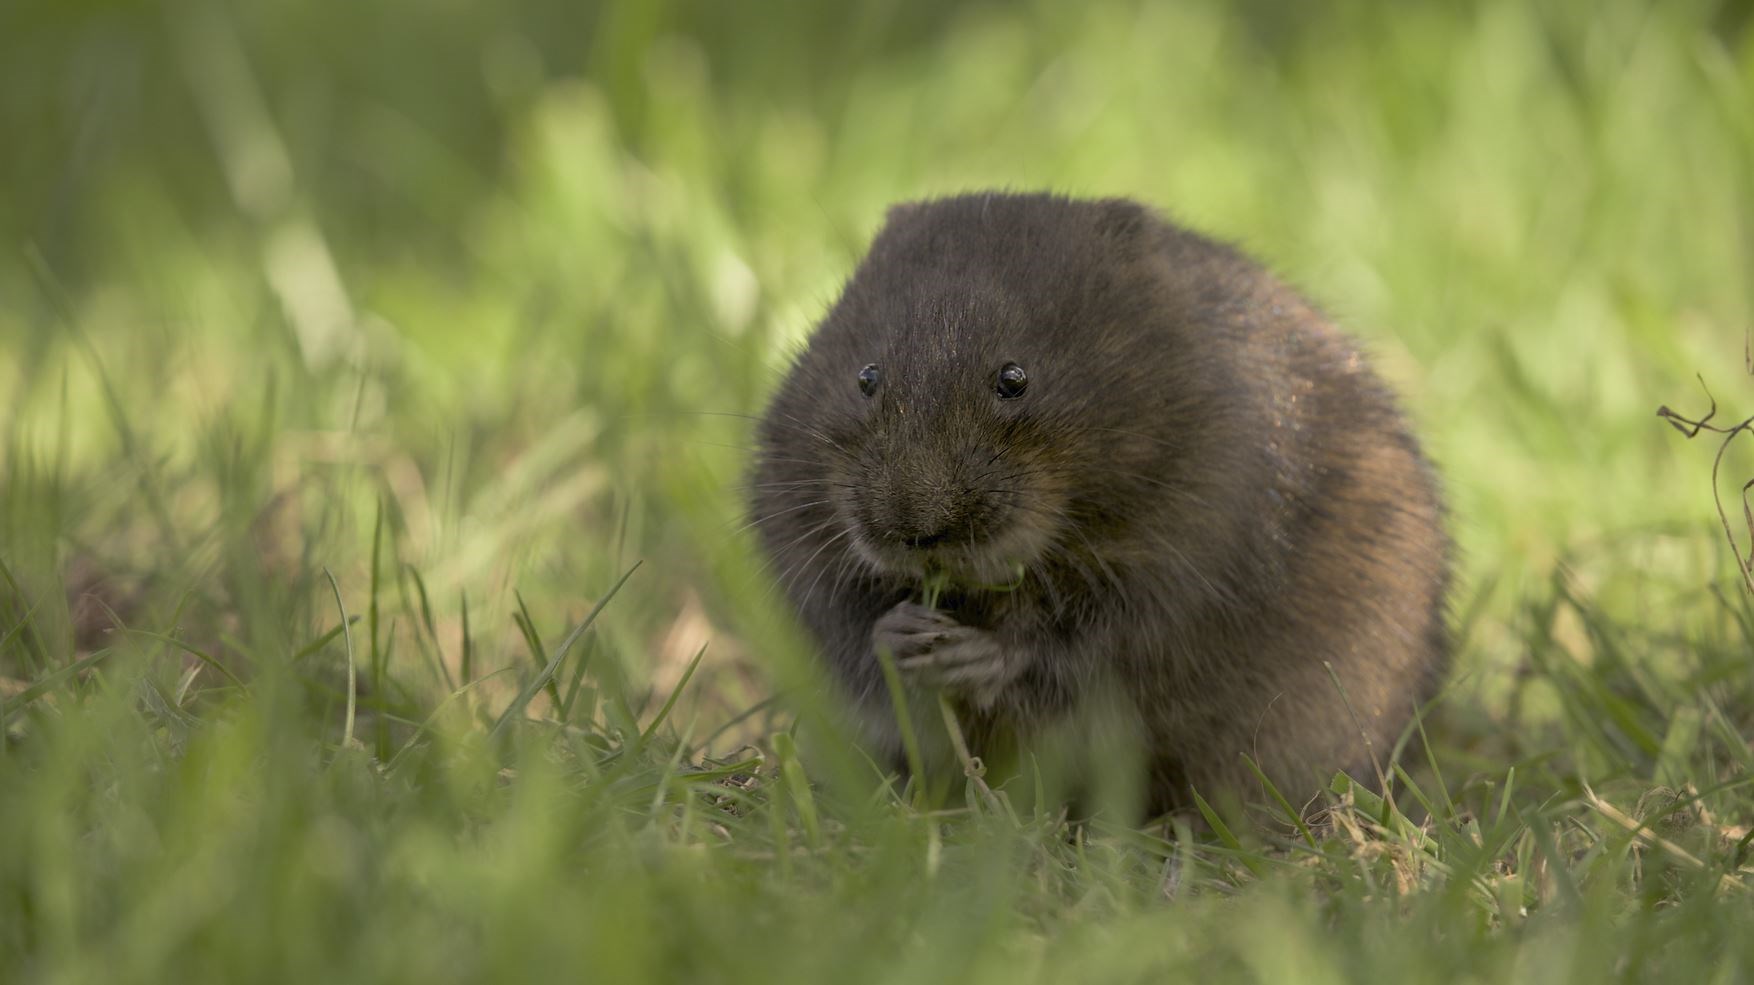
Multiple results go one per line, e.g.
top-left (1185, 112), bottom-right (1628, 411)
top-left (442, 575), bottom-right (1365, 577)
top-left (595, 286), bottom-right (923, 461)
top-left (851, 452), bottom-right (995, 561)
top-left (903, 529), bottom-right (949, 549)
top-left (847, 438), bottom-right (1031, 578)
top-left (864, 486), bottom-right (970, 552)
top-left (887, 524), bottom-right (950, 550)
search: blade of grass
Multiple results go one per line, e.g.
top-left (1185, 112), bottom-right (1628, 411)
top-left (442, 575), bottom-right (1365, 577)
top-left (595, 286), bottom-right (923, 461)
top-left (647, 715), bottom-right (699, 816)
top-left (290, 617), bottom-right (360, 663)
top-left (0, 559), bottom-right (49, 673)
top-left (873, 643), bottom-right (926, 809)
top-left (1415, 697), bottom-right (1458, 820)
top-left (402, 563), bottom-right (455, 691)
top-left (384, 666), bottom-right (519, 772)
top-left (460, 588), bottom-right (473, 685)
top-left (488, 561), bottom-right (640, 740)
top-left (1324, 659), bottom-right (1390, 816)
top-left (1240, 753), bottom-right (1318, 848)
top-left (369, 499), bottom-right (387, 761)
top-left (773, 729), bottom-right (822, 851)
top-left (639, 642), bottom-right (708, 745)
top-left (557, 630), bottom-right (599, 723)
top-left (687, 691), bottom-right (784, 758)
top-left (25, 247), bottom-right (179, 552)
top-left (0, 648), bottom-right (111, 715)
top-left (1515, 803), bottom-right (1583, 912)
top-left (1190, 789), bottom-right (1264, 878)
top-left (377, 620), bottom-right (400, 761)
top-left (117, 629), bottom-right (247, 690)
top-left (321, 566), bottom-right (358, 750)
top-left (512, 589), bottom-right (563, 711)
top-left (0, 598), bottom-right (44, 660)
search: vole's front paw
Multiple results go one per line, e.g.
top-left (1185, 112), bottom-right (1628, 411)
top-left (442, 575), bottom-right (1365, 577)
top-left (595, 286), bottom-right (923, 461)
top-left (872, 601), bottom-right (1019, 708)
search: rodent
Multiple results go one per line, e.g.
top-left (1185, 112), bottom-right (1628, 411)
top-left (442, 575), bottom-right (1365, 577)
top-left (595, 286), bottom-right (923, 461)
top-left (750, 191), bottom-right (1450, 818)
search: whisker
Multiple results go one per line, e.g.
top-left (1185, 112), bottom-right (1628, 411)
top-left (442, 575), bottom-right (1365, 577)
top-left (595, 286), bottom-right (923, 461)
top-left (729, 499), bottom-right (835, 538)
top-left (793, 527), bottom-right (856, 604)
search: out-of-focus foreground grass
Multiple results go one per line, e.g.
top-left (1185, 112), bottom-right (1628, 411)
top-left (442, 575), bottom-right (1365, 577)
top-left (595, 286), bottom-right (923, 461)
top-left (2, 0), bottom-right (1754, 981)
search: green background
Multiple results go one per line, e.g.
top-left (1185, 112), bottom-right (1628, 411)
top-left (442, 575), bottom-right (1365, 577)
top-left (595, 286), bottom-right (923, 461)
top-left (3, 0), bottom-right (1754, 981)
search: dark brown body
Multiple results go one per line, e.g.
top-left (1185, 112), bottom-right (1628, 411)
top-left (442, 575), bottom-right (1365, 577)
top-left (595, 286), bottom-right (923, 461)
top-left (750, 192), bottom-right (1449, 816)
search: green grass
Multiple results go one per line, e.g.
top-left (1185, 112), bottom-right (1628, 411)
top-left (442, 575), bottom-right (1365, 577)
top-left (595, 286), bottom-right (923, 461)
top-left (4, 0), bottom-right (1754, 980)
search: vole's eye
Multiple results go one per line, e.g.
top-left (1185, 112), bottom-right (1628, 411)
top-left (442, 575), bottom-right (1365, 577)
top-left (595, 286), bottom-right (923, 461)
top-left (995, 362), bottom-right (1028, 399)
top-left (857, 363), bottom-right (881, 397)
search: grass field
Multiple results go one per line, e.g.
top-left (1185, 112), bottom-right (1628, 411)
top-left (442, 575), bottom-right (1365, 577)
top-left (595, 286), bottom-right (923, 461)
top-left (4, 0), bottom-right (1754, 980)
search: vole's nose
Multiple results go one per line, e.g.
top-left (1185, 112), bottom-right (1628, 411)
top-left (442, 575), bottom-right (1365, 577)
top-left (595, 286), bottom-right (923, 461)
top-left (872, 511), bottom-right (955, 550)
top-left (867, 485), bottom-right (963, 551)
top-left (901, 528), bottom-right (949, 549)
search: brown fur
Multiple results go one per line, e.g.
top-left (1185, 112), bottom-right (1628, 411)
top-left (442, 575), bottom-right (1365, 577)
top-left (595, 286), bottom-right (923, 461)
top-left (750, 192), bottom-right (1449, 816)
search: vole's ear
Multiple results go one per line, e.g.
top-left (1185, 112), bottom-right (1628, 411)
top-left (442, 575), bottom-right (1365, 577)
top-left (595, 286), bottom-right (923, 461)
top-left (1092, 198), bottom-right (1151, 243)
top-left (882, 200), bottom-right (926, 229)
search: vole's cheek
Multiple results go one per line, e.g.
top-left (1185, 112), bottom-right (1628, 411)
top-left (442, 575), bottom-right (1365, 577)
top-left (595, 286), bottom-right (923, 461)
top-left (1000, 486), bottom-right (1067, 547)
top-left (827, 473), bottom-right (871, 529)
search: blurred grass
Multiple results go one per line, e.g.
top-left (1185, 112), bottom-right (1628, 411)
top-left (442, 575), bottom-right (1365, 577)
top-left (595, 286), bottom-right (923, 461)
top-left (3, 0), bottom-right (1754, 980)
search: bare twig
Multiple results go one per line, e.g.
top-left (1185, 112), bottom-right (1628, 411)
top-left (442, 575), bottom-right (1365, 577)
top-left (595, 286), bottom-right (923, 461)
top-left (1656, 375), bottom-right (1754, 597)
top-left (936, 693), bottom-right (1009, 816)
top-left (1581, 783), bottom-right (1747, 895)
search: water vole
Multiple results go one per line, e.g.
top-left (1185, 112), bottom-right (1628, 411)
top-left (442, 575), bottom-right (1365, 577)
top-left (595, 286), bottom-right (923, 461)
top-left (751, 192), bottom-right (1449, 816)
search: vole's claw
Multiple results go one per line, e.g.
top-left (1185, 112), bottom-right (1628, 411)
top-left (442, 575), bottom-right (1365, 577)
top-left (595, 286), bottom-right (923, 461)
top-left (871, 601), bottom-right (957, 660)
top-left (878, 601), bottom-right (957, 631)
top-left (874, 601), bottom-right (1018, 705)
